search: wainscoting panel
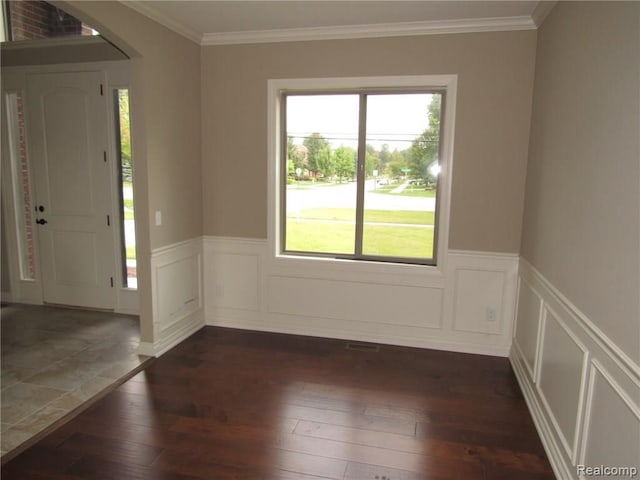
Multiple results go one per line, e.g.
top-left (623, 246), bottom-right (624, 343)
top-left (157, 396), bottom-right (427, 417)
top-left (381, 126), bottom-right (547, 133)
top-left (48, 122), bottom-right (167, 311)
top-left (513, 277), bottom-right (543, 379)
top-left (206, 252), bottom-right (260, 311)
top-left (537, 308), bottom-right (588, 461)
top-left (511, 259), bottom-right (640, 480)
top-left (204, 237), bottom-right (519, 356)
top-left (452, 269), bottom-right (505, 335)
top-left (140, 238), bottom-right (204, 357)
top-left (580, 362), bottom-right (640, 474)
top-left (267, 275), bottom-right (443, 328)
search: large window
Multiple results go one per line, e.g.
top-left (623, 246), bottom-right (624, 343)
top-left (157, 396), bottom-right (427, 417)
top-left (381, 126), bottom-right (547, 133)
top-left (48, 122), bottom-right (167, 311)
top-left (276, 79), bottom-right (453, 267)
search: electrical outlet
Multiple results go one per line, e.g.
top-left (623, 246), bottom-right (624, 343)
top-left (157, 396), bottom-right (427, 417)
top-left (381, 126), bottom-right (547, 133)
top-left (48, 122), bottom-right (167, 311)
top-left (486, 307), bottom-right (497, 322)
top-left (214, 284), bottom-right (224, 297)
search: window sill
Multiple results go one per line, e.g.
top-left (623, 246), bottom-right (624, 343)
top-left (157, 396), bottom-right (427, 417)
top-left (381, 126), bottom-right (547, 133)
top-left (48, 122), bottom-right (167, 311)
top-left (269, 252), bottom-right (447, 289)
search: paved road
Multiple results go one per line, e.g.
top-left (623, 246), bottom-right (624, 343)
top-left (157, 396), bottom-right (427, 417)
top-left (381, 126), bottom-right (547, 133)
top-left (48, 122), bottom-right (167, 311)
top-left (286, 180), bottom-right (435, 212)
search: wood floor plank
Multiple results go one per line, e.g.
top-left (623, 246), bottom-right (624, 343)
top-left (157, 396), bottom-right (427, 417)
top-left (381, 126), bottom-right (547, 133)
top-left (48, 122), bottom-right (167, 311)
top-left (277, 431), bottom-right (430, 473)
top-left (294, 420), bottom-right (424, 454)
top-left (56, 432), bottom-right (163, 467)
top-left (344, 461), bottom-right (443, 480)
top-left (275, 450), bottom-right (348, 480)
top-left (1, 326), bottom-right (555, 479)
top-left (171, 415), bottom-right (299, 437)
top-left (280, 404), bottom-right (416, 436)
top-left (65, 454), bottom-right (205, 480)
top-left (0, 445), bottom-right (80, 478)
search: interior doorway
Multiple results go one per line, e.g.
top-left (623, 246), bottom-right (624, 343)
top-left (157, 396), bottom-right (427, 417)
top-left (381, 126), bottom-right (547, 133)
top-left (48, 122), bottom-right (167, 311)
top-left (1, 61), bottom-right (137, 313)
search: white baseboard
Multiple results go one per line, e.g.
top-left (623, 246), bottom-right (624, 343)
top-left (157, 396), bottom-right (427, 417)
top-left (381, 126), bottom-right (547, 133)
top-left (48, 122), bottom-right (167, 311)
top-left (209, 313), bottom-right (512, 357)
top-left (203, 236), bottom-right (519, 357)
top-left (511, 259), bottom-right (639, 480)
top-left (138, 318), bottom-right (203, 357)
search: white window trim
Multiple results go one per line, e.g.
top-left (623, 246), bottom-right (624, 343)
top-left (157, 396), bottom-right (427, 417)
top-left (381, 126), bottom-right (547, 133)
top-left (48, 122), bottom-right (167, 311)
top-left (267, 75), bottom-right (457, 280)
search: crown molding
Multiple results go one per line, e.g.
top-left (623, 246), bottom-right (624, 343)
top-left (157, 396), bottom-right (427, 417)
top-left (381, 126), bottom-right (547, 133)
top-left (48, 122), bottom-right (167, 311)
top-left (531, 1), bottom-right (558, 27)
top-left (202, 16), bottom-right (536, 46)
top-left (120, 1), bottom-right (202, 44)
top-left (117, 2), bottom-right (536, 47)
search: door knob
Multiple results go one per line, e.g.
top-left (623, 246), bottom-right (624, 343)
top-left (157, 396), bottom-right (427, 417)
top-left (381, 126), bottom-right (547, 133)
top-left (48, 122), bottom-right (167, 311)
top-left (36, 218), bottom-right (48, 225)
top-left (38, 205), bottom-right (45, 212)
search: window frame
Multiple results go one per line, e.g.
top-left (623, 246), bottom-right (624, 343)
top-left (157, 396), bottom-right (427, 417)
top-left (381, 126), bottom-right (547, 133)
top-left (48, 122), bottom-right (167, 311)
top-left (268, 75), bottom-right (457, 277)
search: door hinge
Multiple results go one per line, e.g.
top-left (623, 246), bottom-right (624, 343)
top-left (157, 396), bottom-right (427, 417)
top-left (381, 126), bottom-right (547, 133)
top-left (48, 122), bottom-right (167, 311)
top-left (106, 215), bottom-right (111, 226)
top-left (100, 84), bottom-right (104, 96)
top-left (103, 151), bottom-right (107, 163)
top-left (110, 277), bottom-right (114, 288)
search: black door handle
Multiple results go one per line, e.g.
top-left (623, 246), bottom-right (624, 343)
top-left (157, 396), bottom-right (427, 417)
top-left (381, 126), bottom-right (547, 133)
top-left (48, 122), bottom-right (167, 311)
top-left (36, 218), bottom-right (48, 225)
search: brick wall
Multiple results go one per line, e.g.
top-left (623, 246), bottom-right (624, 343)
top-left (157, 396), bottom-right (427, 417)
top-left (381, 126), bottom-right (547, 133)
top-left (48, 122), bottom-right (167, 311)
top-left (8, 0), bottom-right (93, 41)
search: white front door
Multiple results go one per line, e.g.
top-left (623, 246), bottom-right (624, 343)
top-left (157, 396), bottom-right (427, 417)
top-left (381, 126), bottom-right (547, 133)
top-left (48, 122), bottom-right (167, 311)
top-left (27, 71), bottom-right (115, 309)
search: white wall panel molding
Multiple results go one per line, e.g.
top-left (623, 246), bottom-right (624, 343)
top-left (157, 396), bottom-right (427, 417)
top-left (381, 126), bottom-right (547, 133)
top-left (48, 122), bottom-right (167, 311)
top-left (579, 361), bottom-right (640, 475)
top-left (513, 276), bottom-right (544, 380)
top-left (510, 348), bottom-right (576, 480)
top-left (204, 236), bottom-right (519, 357)
top-left (536, 307), bottom-right (589, 462)
top-left (141, 237), bottom-right (204, 357)
top-left (511, 259), bottom-right (640, 480)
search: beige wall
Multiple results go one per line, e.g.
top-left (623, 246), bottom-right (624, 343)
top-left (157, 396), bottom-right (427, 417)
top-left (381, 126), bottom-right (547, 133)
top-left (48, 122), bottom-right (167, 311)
top-left (520, 2), bottom-right (639, 362)
top-left (201, 31), bottom-right (536, 253)
top-left (60, 1), bottom-right (203, 251)
top-left (57, 1), bottom-right (202, 342)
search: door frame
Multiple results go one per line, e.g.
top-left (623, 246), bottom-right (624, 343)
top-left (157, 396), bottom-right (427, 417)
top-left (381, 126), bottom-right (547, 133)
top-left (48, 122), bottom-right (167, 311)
top-left (1, 60), bottom-right (138, 314)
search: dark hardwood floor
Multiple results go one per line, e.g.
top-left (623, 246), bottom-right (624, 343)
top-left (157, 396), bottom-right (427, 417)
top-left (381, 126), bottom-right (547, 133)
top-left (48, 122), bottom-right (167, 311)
top-left (1, 327), bottom-right (554, 479)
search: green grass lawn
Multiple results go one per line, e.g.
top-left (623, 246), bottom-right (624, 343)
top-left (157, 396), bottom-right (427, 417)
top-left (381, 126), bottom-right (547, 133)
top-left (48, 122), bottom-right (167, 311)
top-left (291, 208), bottom-right (434, 225)
top-left (123, 199), bottom-right (135, 220)
top-left (373, 185), bottom-right (437, 197)
top-left (286, 221), bottom-right (355, 254)
top-left (362, 224), bottom-right (434, 257)
top-left (286, 208), bottom-right (434, 258)
top-left (126, 245), bottom-right (136, 260)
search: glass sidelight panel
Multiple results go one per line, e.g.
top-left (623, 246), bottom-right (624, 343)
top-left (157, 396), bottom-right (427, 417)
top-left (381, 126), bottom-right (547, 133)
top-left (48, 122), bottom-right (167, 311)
top-left (5, 91), bottom-right (36, 280)
top-left (113, 89), bottom-right (136, 289)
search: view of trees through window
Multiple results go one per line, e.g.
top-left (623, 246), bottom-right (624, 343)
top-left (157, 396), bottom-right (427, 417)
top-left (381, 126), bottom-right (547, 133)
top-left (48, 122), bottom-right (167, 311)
top-left (284, 91), bottom-right (442, 263)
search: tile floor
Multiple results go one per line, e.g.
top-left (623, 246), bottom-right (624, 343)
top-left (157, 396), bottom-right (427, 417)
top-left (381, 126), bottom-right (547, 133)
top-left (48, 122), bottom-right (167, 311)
top-left (0, 304), bottom-right (150, 458)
